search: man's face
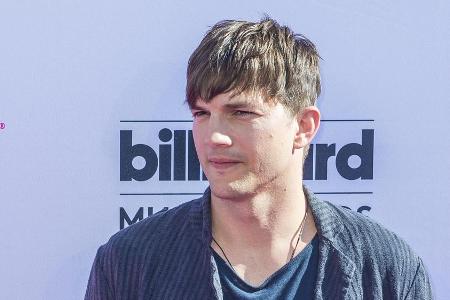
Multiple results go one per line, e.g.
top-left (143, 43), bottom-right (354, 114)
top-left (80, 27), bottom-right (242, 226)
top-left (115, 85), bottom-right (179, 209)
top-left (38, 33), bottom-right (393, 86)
top-left (191, 91), bottom-right (300, 199)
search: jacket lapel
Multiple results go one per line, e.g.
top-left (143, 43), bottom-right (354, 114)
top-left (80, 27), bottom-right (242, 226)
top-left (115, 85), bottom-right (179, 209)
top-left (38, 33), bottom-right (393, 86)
top-left (314, 239), bottom-right (356, 299)
top-left (305, 187), bottom-right (356, 300)
top-left (189, 187), bottom-right (224, 299)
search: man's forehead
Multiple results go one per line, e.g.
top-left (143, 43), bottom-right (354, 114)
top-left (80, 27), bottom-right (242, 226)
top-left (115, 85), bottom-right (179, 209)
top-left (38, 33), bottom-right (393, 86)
top-left (191, 92), bottom-right (275, 110)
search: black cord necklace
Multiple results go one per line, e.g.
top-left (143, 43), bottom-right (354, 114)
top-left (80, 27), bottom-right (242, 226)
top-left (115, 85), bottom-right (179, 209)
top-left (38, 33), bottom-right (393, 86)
top-left (212, 236), bottom-right (236, 272)
top-left (212, 205), bottom-right (309, 272)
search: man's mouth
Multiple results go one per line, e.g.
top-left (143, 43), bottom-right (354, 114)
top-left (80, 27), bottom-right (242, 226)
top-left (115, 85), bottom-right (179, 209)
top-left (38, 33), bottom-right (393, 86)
top-left (208, 157), bottom-right (241, 170)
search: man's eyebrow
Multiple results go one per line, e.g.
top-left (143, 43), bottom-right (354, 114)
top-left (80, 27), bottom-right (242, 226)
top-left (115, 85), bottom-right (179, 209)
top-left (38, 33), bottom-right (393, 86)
top-left (190, 103), bottom-right (204, 111)
top-left (190, 101), bottom-right (258, 110)
top-left (223, 101), bottom-right (258, 109)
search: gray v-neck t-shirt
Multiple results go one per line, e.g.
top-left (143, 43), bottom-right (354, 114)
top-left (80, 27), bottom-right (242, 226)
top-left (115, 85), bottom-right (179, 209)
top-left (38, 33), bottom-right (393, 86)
top-left (212, 234), bottom-right (319, 299)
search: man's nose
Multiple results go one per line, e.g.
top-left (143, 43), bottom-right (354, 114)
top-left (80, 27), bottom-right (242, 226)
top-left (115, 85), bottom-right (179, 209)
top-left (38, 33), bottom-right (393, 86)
top-left (206, 117), bottom-right (232, 147)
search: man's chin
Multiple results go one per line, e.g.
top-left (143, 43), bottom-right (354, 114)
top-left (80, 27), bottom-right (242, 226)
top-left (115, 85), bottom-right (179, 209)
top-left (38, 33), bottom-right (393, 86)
top-left (209, 179), bottom-right (255, 200)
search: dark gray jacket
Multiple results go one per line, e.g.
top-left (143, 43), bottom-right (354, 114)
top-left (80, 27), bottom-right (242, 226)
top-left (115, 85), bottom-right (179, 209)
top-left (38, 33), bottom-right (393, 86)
top-left (85, 187), bottom-right (433, 299)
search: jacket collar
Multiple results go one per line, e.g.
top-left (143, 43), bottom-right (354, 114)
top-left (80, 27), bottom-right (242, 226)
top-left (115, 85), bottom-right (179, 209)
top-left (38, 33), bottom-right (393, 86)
top-left (187, 187), bottom-right (214, 246)
top-left (190, 186), bottom-right (356, 299)
top-left (304, 186), bottom-right (344, 242)
top-left (304, 186), bottom-right (356, 299)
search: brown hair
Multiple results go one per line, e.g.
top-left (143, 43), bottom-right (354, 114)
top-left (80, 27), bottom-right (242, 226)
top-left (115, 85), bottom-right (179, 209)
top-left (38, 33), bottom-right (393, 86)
top-left (185, 17), bottom-right (321, 115)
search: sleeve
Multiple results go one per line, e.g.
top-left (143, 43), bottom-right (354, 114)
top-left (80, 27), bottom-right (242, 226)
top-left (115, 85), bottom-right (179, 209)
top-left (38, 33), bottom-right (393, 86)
top-left (404, 257), bottom-right (433, 300)
top-left (84, 245), bottom-right (115, 300)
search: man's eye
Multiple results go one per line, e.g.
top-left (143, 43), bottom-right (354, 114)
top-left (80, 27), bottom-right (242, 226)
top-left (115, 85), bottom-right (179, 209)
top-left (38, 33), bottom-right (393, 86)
top-left (233, 110), bottom-right (253, 116)
top-left (192, 111), bottom-right (207, 118)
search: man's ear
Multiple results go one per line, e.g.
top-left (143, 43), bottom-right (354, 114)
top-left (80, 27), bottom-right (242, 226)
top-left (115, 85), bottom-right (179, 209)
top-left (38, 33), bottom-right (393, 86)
top-left (293, 106), bottom-right (320, 149)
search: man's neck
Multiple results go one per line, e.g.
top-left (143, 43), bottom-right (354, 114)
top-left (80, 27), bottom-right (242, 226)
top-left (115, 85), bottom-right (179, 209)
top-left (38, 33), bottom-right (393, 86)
top-left (210, 181), bottom-right (317, 286)
top-left (210, 182), bottom-right (310, 249)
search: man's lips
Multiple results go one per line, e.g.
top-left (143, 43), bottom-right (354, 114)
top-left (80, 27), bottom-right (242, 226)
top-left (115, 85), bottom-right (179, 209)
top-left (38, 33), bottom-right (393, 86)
top-left (208, 157), bottom-right (241, 170)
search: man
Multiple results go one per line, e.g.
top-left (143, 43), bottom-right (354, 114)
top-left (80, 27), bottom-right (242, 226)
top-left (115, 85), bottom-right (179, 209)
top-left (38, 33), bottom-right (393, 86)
top-left (85, 18), bottom-right (432, 299)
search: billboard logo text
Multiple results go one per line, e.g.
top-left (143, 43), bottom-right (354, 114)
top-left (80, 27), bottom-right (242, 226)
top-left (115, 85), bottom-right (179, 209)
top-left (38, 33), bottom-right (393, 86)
top-left (120, 128), bottom-right (374, 181)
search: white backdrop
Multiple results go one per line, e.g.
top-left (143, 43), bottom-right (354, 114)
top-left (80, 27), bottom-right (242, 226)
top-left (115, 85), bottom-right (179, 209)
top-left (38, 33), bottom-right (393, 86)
top-left (1, 0), bottom-right (449, 299)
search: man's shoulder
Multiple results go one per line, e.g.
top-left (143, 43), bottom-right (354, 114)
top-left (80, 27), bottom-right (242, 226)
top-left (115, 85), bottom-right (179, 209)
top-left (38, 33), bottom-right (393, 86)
top-left (320, 199), bottom-right (421, 274)
top-left (85, 195), bottom-right (215, 298)
top-left (313, 198), bottom-right (432, 298)
top-left (322, 200), bottom-right (399, 241)
top-left (97, 196), bottom-right (204, 261)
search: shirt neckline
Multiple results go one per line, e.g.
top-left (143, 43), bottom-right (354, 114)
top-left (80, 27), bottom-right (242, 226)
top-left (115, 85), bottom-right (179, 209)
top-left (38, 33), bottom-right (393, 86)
top-left (211, 233), bottom-right (318, 290)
